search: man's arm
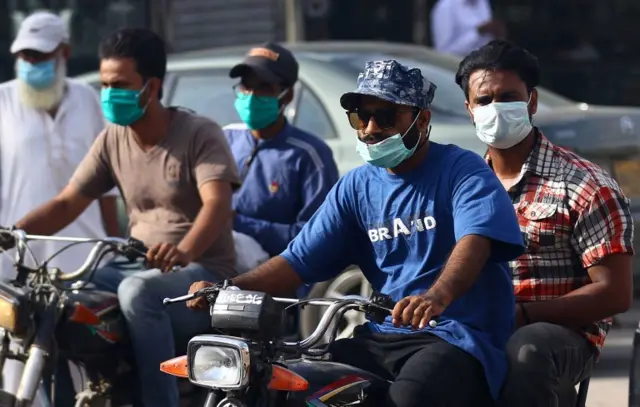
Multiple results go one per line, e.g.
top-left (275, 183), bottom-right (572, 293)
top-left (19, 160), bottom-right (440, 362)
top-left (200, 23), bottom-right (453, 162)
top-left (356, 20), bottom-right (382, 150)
top-left (521, 185), bottom-right (634, 327)
top-left (181, 120), bottom-right (239, 260)
top-left (188, 176), bottom-right (359, 310)
top-left (99, 196), bottom-right (121, 237)
top-left (15, 184), bottom-right (93, 235)
top-left (16, 131), bottom-right (115, 235)
top-left (146, 180), bottom-right (233, 271)
top-left (524, 254), bottom-right (632, 327)
top-left (147, 121), bottom-right (240, 271)
top-left (178, 180), bottom-right (233, 260)
top-left (427, 234), bottom-right (492, 307)
top-left (392, 152), bottom-right (524, 329)
top-left (233, 256), bottom-right (303, 296)
top-left (188, 256), bottom-right (303, 309)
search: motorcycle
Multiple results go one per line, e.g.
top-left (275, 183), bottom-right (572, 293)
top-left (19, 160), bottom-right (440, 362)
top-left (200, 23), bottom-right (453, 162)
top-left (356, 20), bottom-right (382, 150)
top-left (0, 227), bottom-right (149, 407)
top-left (159, 281), bottom-right (438, 407)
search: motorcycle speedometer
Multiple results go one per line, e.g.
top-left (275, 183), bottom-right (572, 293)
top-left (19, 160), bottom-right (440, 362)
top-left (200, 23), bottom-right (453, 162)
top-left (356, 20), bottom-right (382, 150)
top-left (210, 290), bottom-right (282, 339)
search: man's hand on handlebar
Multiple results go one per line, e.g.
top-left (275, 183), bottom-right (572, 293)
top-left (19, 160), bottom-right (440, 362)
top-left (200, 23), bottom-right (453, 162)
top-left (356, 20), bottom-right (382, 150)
top-left (392, 293), bottom-right (446, 330)
top-left (186, 281), bottom-right (214, 310)
top-left (146, 242), bottom-right (191, 273)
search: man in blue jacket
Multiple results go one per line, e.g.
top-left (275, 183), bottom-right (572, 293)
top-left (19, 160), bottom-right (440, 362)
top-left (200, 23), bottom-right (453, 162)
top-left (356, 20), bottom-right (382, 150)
top-left (224, 42), bottom-right (339, 258)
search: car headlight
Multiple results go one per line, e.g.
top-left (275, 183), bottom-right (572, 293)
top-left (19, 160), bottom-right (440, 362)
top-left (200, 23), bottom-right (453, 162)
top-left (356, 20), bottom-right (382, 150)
top-left (187, 335), bottom-right (250, 390)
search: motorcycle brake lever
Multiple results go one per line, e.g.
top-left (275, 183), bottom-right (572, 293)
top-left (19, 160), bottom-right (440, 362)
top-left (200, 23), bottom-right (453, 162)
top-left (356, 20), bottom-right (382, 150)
top-left (162, 292), bottom-right (195, 305)
top-left (162, 286), bottom-right (219, 306)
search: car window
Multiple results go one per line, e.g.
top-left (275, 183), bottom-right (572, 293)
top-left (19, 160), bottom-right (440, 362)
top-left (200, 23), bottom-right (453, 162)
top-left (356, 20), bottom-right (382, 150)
top-left (294, 86), bottom-right (338, 140)
top-left (168, 70), bottom-right (240, 126)
top-left (300, 52), bottom-right (558, 119)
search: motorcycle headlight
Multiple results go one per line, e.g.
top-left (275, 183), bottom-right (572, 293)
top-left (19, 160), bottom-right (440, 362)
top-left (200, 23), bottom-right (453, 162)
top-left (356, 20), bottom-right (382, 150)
top-left (0, 294), bottom-right (17, 333)
top-left (0, 282), bottom-right (30, 335)
top-left (187, 335), bottom-right (250, 390)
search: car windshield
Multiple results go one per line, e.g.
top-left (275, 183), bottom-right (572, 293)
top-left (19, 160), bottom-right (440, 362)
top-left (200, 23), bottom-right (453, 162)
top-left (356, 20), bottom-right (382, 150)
top-left (298, 51), bottom-right (572, 117)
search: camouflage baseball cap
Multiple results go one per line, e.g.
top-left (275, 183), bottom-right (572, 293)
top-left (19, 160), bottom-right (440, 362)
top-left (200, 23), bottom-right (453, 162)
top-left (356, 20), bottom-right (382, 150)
top-left (340, 60), bottom-right (437, 111)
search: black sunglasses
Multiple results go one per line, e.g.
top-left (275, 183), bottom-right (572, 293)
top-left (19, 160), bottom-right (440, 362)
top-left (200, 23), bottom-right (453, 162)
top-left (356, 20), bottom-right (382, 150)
top-left (346, 107), bottom-right (417, 130)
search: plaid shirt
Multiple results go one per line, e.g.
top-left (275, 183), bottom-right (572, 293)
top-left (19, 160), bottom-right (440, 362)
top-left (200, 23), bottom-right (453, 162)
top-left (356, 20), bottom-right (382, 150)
top-left (486, 131), bottom-right (634, 352)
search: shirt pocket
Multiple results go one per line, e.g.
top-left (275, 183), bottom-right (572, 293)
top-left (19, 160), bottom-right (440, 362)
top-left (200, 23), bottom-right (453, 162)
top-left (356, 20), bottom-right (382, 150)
top-left (519, 202), bottom-right (558, 249)
top-left (163, 155), bottom-right (185, 189)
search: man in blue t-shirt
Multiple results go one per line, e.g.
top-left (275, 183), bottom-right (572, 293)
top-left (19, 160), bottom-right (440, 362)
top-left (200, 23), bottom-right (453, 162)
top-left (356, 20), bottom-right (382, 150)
top-left (188, 60), bottom-right (525, 406)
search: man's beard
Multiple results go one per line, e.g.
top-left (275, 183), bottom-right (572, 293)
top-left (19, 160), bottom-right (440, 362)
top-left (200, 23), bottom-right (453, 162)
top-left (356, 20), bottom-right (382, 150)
top-left (15, 59), bottom-right (66, 111)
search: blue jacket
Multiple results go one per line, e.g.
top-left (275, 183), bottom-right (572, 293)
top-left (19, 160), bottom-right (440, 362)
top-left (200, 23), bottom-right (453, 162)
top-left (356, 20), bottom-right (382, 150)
top-left (223, 122), bottom-right (339, 257)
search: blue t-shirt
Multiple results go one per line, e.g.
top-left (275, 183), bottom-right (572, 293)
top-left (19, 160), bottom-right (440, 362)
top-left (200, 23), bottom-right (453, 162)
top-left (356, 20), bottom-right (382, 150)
top-left (281, 142), bottom-right (525, 399)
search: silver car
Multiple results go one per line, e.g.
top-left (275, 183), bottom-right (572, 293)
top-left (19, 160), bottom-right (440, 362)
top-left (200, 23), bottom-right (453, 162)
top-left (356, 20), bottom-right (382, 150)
top-left (78, 41), bottom-right (640, 339)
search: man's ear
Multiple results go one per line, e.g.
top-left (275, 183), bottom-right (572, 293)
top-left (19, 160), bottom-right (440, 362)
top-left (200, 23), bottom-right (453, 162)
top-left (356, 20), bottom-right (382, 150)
top-left (282, 87), bottom-right (294, 105)
top-left (146, 77), bottom-right (163, 102)
top-left (418, 109), bottom-right (431, 133)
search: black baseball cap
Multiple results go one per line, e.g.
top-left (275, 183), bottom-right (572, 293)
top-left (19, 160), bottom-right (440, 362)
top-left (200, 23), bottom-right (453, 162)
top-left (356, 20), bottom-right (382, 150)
top-left (229, 42), bottom-right (299, 87)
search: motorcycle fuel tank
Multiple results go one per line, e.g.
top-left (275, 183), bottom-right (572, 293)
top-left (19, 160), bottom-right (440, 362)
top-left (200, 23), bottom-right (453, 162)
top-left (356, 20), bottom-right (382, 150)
top-left (283, 359), bottom-right (390, 407)
top-left (56, 288), bottom-right (128, 364)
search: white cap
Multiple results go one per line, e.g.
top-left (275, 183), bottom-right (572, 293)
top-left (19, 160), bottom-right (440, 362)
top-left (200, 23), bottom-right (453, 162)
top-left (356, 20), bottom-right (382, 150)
top-left (10, 11), bottom-right (69, 54)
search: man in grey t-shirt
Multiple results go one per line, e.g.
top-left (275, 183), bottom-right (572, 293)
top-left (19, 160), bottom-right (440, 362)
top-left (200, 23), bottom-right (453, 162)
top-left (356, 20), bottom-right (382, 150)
top-left (14, 29), bottom-right (239, 407)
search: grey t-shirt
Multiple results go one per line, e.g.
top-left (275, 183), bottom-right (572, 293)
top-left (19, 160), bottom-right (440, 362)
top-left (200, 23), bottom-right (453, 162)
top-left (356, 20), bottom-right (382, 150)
top-left (71, 108), bottom-right (240, 278)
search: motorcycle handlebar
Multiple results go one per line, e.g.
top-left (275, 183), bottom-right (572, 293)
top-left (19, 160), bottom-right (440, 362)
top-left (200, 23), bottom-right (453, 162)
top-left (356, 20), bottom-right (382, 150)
top-left (163, 288), bottom-right (438, 350)
top-left (0, 228), bottom-right (149, 281)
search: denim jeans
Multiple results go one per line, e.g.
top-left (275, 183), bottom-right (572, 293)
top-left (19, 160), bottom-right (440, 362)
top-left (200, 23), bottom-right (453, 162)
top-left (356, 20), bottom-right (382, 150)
top-left (81, 257), bottom-right (214, 407)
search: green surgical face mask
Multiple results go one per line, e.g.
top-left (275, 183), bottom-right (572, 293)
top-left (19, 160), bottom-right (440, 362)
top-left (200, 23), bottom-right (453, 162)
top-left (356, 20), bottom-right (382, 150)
top-left (101, 83), bottom-right (150, 126)
top-left (233, 89), bottom-right (288, 130)
top-left (355, 111), bottom-right (423, 168)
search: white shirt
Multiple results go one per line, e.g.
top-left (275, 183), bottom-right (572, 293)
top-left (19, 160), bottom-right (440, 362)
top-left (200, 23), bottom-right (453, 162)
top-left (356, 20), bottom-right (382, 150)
top-left (431, 0), bottom-right (495, 57)
top-left (0, 79), bottom-right (116, 278)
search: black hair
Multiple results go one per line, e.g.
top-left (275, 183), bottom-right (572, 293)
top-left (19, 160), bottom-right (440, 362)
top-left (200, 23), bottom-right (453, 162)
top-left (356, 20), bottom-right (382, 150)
top-left (454, 40), bottom-right (540, 100)
top-left (98, 28), bottom-right (167, 99)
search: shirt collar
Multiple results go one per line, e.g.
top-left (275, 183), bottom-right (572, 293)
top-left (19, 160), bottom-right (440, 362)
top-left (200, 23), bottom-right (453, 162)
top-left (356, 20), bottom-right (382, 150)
top-left (484, 129), bottom-right (559, 180)
top-left (252, 119), bottom-right (291, 146)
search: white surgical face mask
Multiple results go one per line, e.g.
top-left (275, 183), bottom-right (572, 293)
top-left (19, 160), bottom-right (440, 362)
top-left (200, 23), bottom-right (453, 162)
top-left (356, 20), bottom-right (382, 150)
top-left (472, 99), bottom-right (533, 149)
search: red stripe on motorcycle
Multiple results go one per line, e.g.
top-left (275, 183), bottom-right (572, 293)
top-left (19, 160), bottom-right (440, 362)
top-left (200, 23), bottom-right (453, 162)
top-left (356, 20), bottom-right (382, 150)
top-left (307, 374), bottom-right (366, 400)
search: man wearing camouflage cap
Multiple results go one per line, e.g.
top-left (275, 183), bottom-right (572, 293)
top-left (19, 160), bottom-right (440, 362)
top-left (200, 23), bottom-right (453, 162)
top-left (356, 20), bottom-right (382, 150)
top-left (188, 60), bottom-right (525, 406)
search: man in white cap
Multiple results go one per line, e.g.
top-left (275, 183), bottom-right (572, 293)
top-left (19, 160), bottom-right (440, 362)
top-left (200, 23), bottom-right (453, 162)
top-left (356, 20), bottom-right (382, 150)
top-left (0, 11), bottom-right (120, 405)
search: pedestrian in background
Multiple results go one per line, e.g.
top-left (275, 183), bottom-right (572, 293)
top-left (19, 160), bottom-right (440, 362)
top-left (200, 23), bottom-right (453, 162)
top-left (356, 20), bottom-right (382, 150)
top-left (430, 0), bottom-right (506, 57)
top-left (0, 10), bottom-right (120, 406)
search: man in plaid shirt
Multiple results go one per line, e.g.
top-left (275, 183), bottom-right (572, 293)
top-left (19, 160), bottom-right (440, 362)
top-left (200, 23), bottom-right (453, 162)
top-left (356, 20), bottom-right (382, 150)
top-left (455, 40), bottom-right (635, 407)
